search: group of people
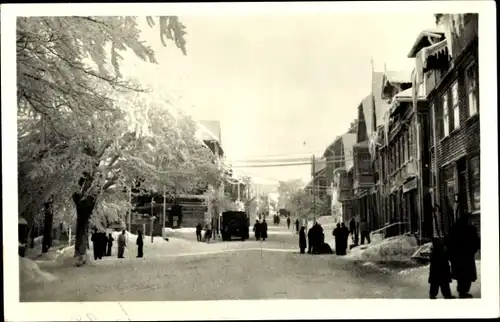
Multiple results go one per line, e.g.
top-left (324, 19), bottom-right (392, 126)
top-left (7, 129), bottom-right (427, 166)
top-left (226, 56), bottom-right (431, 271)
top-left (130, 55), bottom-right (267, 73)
top-left (195, 222), bottom-right (213, 243)
top-left (91, 229), bottom-right (115, 260)
top-left (272, 215), bottom-right (281, 225)
top-left (298, 222), bottom-right (333, 254)
top-left (332, 223), bottom-right (350, 255)
top-left (428, 213), bottom-right (480, 299)
top-left (91, 229), bottom-right (144, 260)
top-left (253, 218), bottom-right (268, 241)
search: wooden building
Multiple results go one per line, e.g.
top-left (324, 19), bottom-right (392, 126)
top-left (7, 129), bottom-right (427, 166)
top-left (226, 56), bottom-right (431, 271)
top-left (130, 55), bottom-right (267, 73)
top-left (410, 14), bottom-right (480, 237)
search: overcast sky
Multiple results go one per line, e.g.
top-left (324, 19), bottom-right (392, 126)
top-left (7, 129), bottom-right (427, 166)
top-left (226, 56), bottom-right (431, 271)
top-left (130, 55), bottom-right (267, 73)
top-left (121, 13), bottom-right (436, 185)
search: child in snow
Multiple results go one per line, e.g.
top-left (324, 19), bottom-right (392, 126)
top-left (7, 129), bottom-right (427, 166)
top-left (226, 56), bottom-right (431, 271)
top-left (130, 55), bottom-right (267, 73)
top-left (428, 238), bottom-right (455, 299)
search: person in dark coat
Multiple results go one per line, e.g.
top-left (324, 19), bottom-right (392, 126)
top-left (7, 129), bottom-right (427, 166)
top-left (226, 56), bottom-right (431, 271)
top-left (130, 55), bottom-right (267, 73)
top-left (287, 217), bottom-right (291, 230)
top-left (299, 226), bottom-right (307, 254)
top-left (295, 219), bottom-right (300, 234)
top-left (315, 223), bottom-right (324, 254)
top-left (447, 213), bottom-right (480, 298)
top-left (100, 231), bottom-right (108, 258)
top-left (253, 219), bottom-right (261, 241)
top-left (333, 223), bottom-right (341, 255)
top-left (91, 228), bottom-right (100, 260)
top-left (136, 229), bottom-right (144, 258)
top-left (349, 218), bottom-right (357, 244)
top-left (428, 238), bottom-right (454, 299)
top-left (360, 220), bottom-right (371, 245)
top-left (106, 233), bottom-right (114, 256)
top-left (261, 219), bottom-right (268, 241)
top-left (196, 223), bottom-right (203, 242)
top-left (339, 223), bottom-right (350, 255)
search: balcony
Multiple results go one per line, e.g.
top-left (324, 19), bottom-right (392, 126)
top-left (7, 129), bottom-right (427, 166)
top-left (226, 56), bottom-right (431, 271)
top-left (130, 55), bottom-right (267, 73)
top-left (388, 158), bottom-right (418, 189)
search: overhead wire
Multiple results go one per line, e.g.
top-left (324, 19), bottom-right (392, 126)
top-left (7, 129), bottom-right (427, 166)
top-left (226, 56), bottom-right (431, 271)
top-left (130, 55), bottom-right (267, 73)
top-left (230, 157), bottom-right (355, 168)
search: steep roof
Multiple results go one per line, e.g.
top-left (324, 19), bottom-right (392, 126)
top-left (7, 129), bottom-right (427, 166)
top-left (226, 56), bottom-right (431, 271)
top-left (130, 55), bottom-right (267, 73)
top-left (341, 133), bottom-right (357, 171)
top-left (360, 94), bottom-right (373, 139)
top-left (198, 120), bottom-right (222, 143)
top-left (407, 27), bottom-right (446, 58)
top-left (372, 72), bottom-right (391, 130)
top-left (314, 157), bottom-right (327, 174)
top-left (384, 70), bottom-right (412, 85)
top-left (323, 135), bottom-right (342, 158)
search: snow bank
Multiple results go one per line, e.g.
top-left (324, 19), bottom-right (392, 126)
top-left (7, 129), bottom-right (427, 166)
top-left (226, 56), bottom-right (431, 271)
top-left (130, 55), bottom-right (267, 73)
top-left (398, 260), bottom-right (482, 296)
top-left (19, 257), bottom-right (56, 284)
top-left (163, 227), bottom-right (196, 237)
top-left (347, 235), bottom-right (419, 263)
top-left (411, 242), bottom-right (432, 261)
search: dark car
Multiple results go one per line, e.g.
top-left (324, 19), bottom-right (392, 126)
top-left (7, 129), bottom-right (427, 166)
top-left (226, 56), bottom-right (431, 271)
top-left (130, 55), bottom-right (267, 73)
top-left (221, 211), bottom-right (250, 241)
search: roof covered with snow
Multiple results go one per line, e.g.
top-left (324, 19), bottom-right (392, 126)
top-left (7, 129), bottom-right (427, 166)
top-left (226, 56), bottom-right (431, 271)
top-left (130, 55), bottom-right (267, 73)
top-left (360, 94), bottom-right (373, 139)
top-left (198, 120), bottom-right (222, 143)
top-left (407, 27), bottom-right (446, 58)
top-left (342, 133), bottom-right (357, 171)
top-left (384, 70), bottom-right (412, 85)
top-left (313, 157), bottom-right (327, 174)
top-left (373, 72), bottom-right (392, 130)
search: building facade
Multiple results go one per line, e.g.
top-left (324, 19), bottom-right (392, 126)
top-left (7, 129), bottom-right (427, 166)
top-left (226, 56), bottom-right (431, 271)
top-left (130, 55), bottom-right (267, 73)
top-left (416, 14), bottom-right (480, 237)
top-left (324, 127), bottom-right (357, 222)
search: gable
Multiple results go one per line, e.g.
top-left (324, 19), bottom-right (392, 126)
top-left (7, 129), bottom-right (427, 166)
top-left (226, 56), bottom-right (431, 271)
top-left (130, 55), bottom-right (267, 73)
top-left (356, 102), bottom-right (368, 143)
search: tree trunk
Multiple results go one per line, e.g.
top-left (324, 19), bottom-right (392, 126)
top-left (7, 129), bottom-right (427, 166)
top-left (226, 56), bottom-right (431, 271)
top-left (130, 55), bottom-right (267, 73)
top-left (42, 202), bottom-right (54, 253)
top-left (73, 194), bottom-right (96, 266)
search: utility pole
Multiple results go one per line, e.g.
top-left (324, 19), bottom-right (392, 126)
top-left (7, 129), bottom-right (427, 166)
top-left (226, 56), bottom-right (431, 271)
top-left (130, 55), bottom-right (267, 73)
top-left (312, 154), bottom-right (316, 222)
top-left (150, 197), bottom-right (155, 243)
top-left (237, 182), bottom-right (240, 201)
top-left (162, 185), bottom-right (166, 239)
top-left (128, 186), bottom-right (132, 231)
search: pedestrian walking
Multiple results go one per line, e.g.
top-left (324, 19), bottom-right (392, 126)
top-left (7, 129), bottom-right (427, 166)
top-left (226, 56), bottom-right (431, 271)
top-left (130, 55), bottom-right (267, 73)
top-left (261, 219), bottom-right (268, 241)
top-left (106, 233), bottom-right (114, 257)
top-left (99, 231), bottom-right (107, 259)
top-left (136, 229), bottom-right (144, 258)
top-left (91, 228), bottom-right (100, 260)
top-left (295, 219), bottom-right (300, 234)
top-left (299, 226), bottom-right (307, 254)
top-left (204, 221), bottom-right (213, 243)
top-left (287, 217), bottom-right (291, 230)
top-left (117, 230), bottom-right (126, 258)
top-left (339, 222), bottom-right (349, 255)
top-left (196, 223), bottom-right (202, 242)
top-left (253, 219), bottom-right (261, 241)
top-left (333, 223), bottom-right (341, 255)
top-left (360, 220), bottom-right (371, 245)
top-left (428, 238), bottom-right (454, 299)
top-left (447, 213), bottom-right (480, 298)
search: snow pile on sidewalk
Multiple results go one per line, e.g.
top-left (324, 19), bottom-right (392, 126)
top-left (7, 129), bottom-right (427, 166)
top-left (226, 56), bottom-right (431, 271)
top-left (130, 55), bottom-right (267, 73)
top-left (347, 235), bottom-right (419, 263)
top-left (163, 227), bottom-right (196, 237)
top-left (19, 257), bottom-right (56, 284)
top-left (398, 260), bottom-right (482, 293)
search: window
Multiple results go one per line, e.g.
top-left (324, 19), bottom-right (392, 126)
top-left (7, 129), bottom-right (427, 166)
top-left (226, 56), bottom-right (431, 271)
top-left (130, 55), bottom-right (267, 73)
top-left (402, 135), bottom-right (406, 163)
top-left (469, 156), bottom-right (480, 211)
top-left (429, 104), bottom-right (435, 147)
top-left (443, 165), bottom-right (455, 213)
top-left (405, 131), bottom-right (412, 160)
top-left (451, 81), bottom-right (460, 130)
top-left (466, 64), bottom-right (478, 116)
top-left (442, 92), bottom-right (450, 137)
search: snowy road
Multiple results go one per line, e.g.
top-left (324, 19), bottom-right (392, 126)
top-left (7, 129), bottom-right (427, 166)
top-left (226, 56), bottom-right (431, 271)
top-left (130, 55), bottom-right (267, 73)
top-left (21, 249), bottom-right (475, 301)
top-left (20, 223), bottom-right (481, 301)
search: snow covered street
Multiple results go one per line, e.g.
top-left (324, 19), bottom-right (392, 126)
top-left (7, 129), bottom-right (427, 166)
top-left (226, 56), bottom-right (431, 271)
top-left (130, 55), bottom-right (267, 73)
top-left (20, 222), bottom-right (481, 301)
